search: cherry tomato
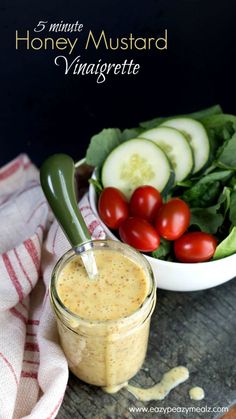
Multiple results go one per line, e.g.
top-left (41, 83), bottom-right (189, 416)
top-left (119, 217), bottom-right (160, 252)
top-left (155, 198), bottom-right (190, 240)
top-left (129, 185), bottom-right (163, 223)
top-left (174, 232), bottom-right (217, 263)
top-left (98, 187), bottom-right (129, 229)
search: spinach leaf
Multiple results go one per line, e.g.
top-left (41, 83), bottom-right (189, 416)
top-left (217, 133), bottom-right (236, 170)
top-left (185, 104), bottom-right (222, 120)
top-left (152, 238), bottom-right (171, 260)
top-left (189, 187), bottom-right (231, 234)
top-left (201, 114), bottom-right (236, 158)
top-left (140, 105), bottom-right (222, 130)
top-left (86, 128), bottom-right (123, 167)
top-left (190, 207), bottom-right (223, 234)
top-left (213, 226), bottom-right (236, 260)
top-left (121, 127), bottom-right (143, 141)
top-left (218, 186), bottom-right (231, 218)
top-left (182, 171), bottom-right (232, 207)
top-left (229, 190), bottom-right (236, 226)
top-left (201, 114), bottom-right (236, 138)
top-left (176, 180), bottom-right (193, 188)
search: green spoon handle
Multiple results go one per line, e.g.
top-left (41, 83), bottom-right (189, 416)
top-left (40, 153), bottom-right (91, 248)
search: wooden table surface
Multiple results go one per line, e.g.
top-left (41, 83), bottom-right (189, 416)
top-left (57, 163), bottom-right (236, 418)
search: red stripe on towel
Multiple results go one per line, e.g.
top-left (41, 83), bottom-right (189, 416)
top-left (0, 352), bottom-right (18, 385)
top-left (23, 360), bottom-right (40, 365)
top-left (88, 220), bottom-right (100, 233)
top-left (10, 308), bottom-right (27, 324)
top-left (24, 239), bottom-right (40, 271)
top-left (27, 319), bottom-right (39, 325)
top-left (14, 248), bottom-right (33, 289)
top-left (46, 396), bottom-right (64, 419)
top-left (21, 371), bottom-right (38, 379)
top-left (0, 160), bottom-right (21, 181)
top-left (24, 342), bottom-right (39, 352)
top-left (20, 301), bottom-right (28, 311)
top-left (79, 205), bottom-right (92, 211)
top-left (3, 253), bottom-right (24, 300)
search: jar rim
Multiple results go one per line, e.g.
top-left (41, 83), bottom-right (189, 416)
top-left (50, 240), bottom-right (156, 327)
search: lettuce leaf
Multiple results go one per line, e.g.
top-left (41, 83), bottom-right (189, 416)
top-left (189, 187), bottom-right (231, 234)
top-left (182, 170), bottom-right (232, 208)
top-left (213, 227), bottom-right (236, 260)
top-left (190, 207), bottom-right (223, 234)
top-left (152, 238), bottom-right (171, 260)
top-left (229, 190), bottom-right (236, 226)
top-left (217, 133), bottom-right (236, 170)
top-left (86, 128), bottom-right (122, 167)
top-left (201, 114), bottom-right (236, 156)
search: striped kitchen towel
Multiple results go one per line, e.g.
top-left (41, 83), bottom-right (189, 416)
top-left (0, 154), bottom-right (105, 419)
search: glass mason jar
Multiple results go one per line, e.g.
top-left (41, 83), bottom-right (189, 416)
top-left (50, 240), bottom-right (156, 388)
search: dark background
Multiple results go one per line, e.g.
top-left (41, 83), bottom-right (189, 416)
top-left (1, 0), bottom-right (236, 167)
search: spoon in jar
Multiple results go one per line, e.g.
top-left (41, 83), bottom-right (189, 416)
top-left (40, 153), bottom-right (98, 280)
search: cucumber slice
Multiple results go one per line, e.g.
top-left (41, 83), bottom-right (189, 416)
top-left (101, 138), bottom-right (174, 199)
top-left (161, 118), bottom-right (210, 173)
top-left (139, 126), bottom-right (194, 182)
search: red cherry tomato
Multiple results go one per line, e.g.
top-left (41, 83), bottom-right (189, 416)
top-left (174, 232), bottom-right (217, 263)
top-left (98, 187), bottom-right (129, 229)
top-left (129, 185), bottom-right (163, 223)
top-left (119, 217), bottom-right (160, 252)
top-left (155, 198), bottom-right (190, 240)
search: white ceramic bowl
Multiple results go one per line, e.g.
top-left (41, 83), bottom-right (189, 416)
top-left (89, 175), bottom-right (236, 291)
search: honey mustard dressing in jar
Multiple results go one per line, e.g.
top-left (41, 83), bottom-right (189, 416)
top-left (50, 240), bottom-right (156, 389)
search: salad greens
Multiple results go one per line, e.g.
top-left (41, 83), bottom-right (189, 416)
top-left (152, 238), bottom-right (171, 260)
top-left (229, 190), bottom-right (236, 226)
top-left (139, 105), bottom-right (223, 130)
top-left (213, 227), bottom-right (236, 260)
top-left (85, 105), bottom-right (236, 261)
top-left (189, 207), bottom-right (223, 235)
top-left (217, 133), bottom-right (236, 170)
